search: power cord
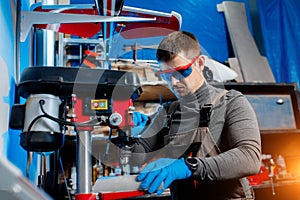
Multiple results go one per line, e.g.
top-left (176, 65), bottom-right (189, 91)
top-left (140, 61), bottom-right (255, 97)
top-left (59, 157), bottom-right (72, 200)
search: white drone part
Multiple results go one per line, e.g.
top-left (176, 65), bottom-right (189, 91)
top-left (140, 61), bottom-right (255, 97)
top-left (109, 113), bottom-right (123, 127)
top-left (203, 55), bottom-right (238, 82)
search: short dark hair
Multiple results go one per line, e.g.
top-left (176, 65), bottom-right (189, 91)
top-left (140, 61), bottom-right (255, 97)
top-left (156, 31), bottom-right (201, 62)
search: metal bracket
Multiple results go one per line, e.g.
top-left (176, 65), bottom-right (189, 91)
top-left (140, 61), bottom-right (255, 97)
top-left (20, 11), bottom-right (156, 42)
top-left (217, 1), bottom-right (275, 82)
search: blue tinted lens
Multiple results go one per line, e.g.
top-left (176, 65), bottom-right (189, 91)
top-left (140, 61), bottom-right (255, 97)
top-left (178, 67), bottom-right (192, 77)
top-left (160, 67), bottom-right (193, 81)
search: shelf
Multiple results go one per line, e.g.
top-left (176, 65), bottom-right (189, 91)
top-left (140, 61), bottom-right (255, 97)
top-left (261, 129), bottom-right (300, 135)
top-left (62, 37), bottom-right (103, 45)
top-left (253, 179), bottom-right (300, 189)
top-left (137, 83), bottom-right (175, 102)
top-left (254, 180), bottom-right (300, 200)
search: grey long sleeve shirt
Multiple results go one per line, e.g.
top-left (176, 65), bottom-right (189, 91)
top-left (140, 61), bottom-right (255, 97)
top-left (132, 82), bottom-right (261, 199)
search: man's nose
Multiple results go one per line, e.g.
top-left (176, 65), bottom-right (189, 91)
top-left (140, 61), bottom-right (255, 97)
top-left (170, 76), bottom-right (180, 85)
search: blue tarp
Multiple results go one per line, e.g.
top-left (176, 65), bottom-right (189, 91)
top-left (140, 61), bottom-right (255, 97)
top-left (258, 0), bottom-right (300, 87)
top-left (2, 0), bottom-right (38, 180)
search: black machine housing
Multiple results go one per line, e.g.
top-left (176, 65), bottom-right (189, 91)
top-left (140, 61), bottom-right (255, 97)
top-left (10, 66), bottom-right (142, 152)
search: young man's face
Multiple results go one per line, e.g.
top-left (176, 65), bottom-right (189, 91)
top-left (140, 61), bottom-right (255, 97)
top-left (158, 54), bottom-right (205, 98)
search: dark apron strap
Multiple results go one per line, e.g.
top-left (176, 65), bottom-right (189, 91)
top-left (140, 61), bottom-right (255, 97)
top-left (163, 101), bottom-right (179, 130)
top-left (199, 89), bottom-right (228, 127)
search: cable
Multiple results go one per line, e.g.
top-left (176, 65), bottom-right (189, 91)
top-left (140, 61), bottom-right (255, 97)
top-left (24, 100), bottom-right (103, 178)
top-left (25, 100), bottom-right (104, 138)
top-left (59, 157), bottom-right (72, 200)
top-left (38, 100), bottom-right (104, 127)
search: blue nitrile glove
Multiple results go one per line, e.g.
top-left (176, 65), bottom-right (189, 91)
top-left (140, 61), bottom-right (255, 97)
top-left (133, 112), bottom-right (149, 126)
top-left (137, 158), bottom-right (192, 194)
top-left (132, 112), bottom-right (149, 137)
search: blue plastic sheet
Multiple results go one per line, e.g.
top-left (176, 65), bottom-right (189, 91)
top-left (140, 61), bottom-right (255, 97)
top-left (2, 0), bottom-right (38, 179)
top-left (258, 0), bottom-right (300, 87)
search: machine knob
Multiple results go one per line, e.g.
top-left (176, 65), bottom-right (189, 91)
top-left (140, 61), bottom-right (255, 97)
top-left (109, 113), bottom-right (122, 127)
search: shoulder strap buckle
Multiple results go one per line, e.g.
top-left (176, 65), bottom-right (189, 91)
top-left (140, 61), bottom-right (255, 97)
top-left (199, 104), bottom-right (213, 127)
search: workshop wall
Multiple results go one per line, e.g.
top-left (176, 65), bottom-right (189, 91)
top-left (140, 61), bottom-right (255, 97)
top-left (0, 0), bottom-right (16, 157)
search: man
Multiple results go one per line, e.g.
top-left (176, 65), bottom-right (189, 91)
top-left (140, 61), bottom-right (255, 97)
top-left (131, 31), bottom-right (261, 200)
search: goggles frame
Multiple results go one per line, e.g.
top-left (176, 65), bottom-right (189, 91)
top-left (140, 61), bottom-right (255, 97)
top-left (156, 56), bottom-right (199, 81)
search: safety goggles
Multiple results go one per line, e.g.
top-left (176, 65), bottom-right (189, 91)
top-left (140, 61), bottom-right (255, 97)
top-left (156, 56), bottom-right (198, 81)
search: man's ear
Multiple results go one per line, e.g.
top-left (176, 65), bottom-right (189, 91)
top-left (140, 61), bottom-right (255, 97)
top-left (196, 55), bottom-right (205, 72)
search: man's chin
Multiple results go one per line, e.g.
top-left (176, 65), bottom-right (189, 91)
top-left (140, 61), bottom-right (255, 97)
top-left (173, 90), bottom-right (187, 98)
